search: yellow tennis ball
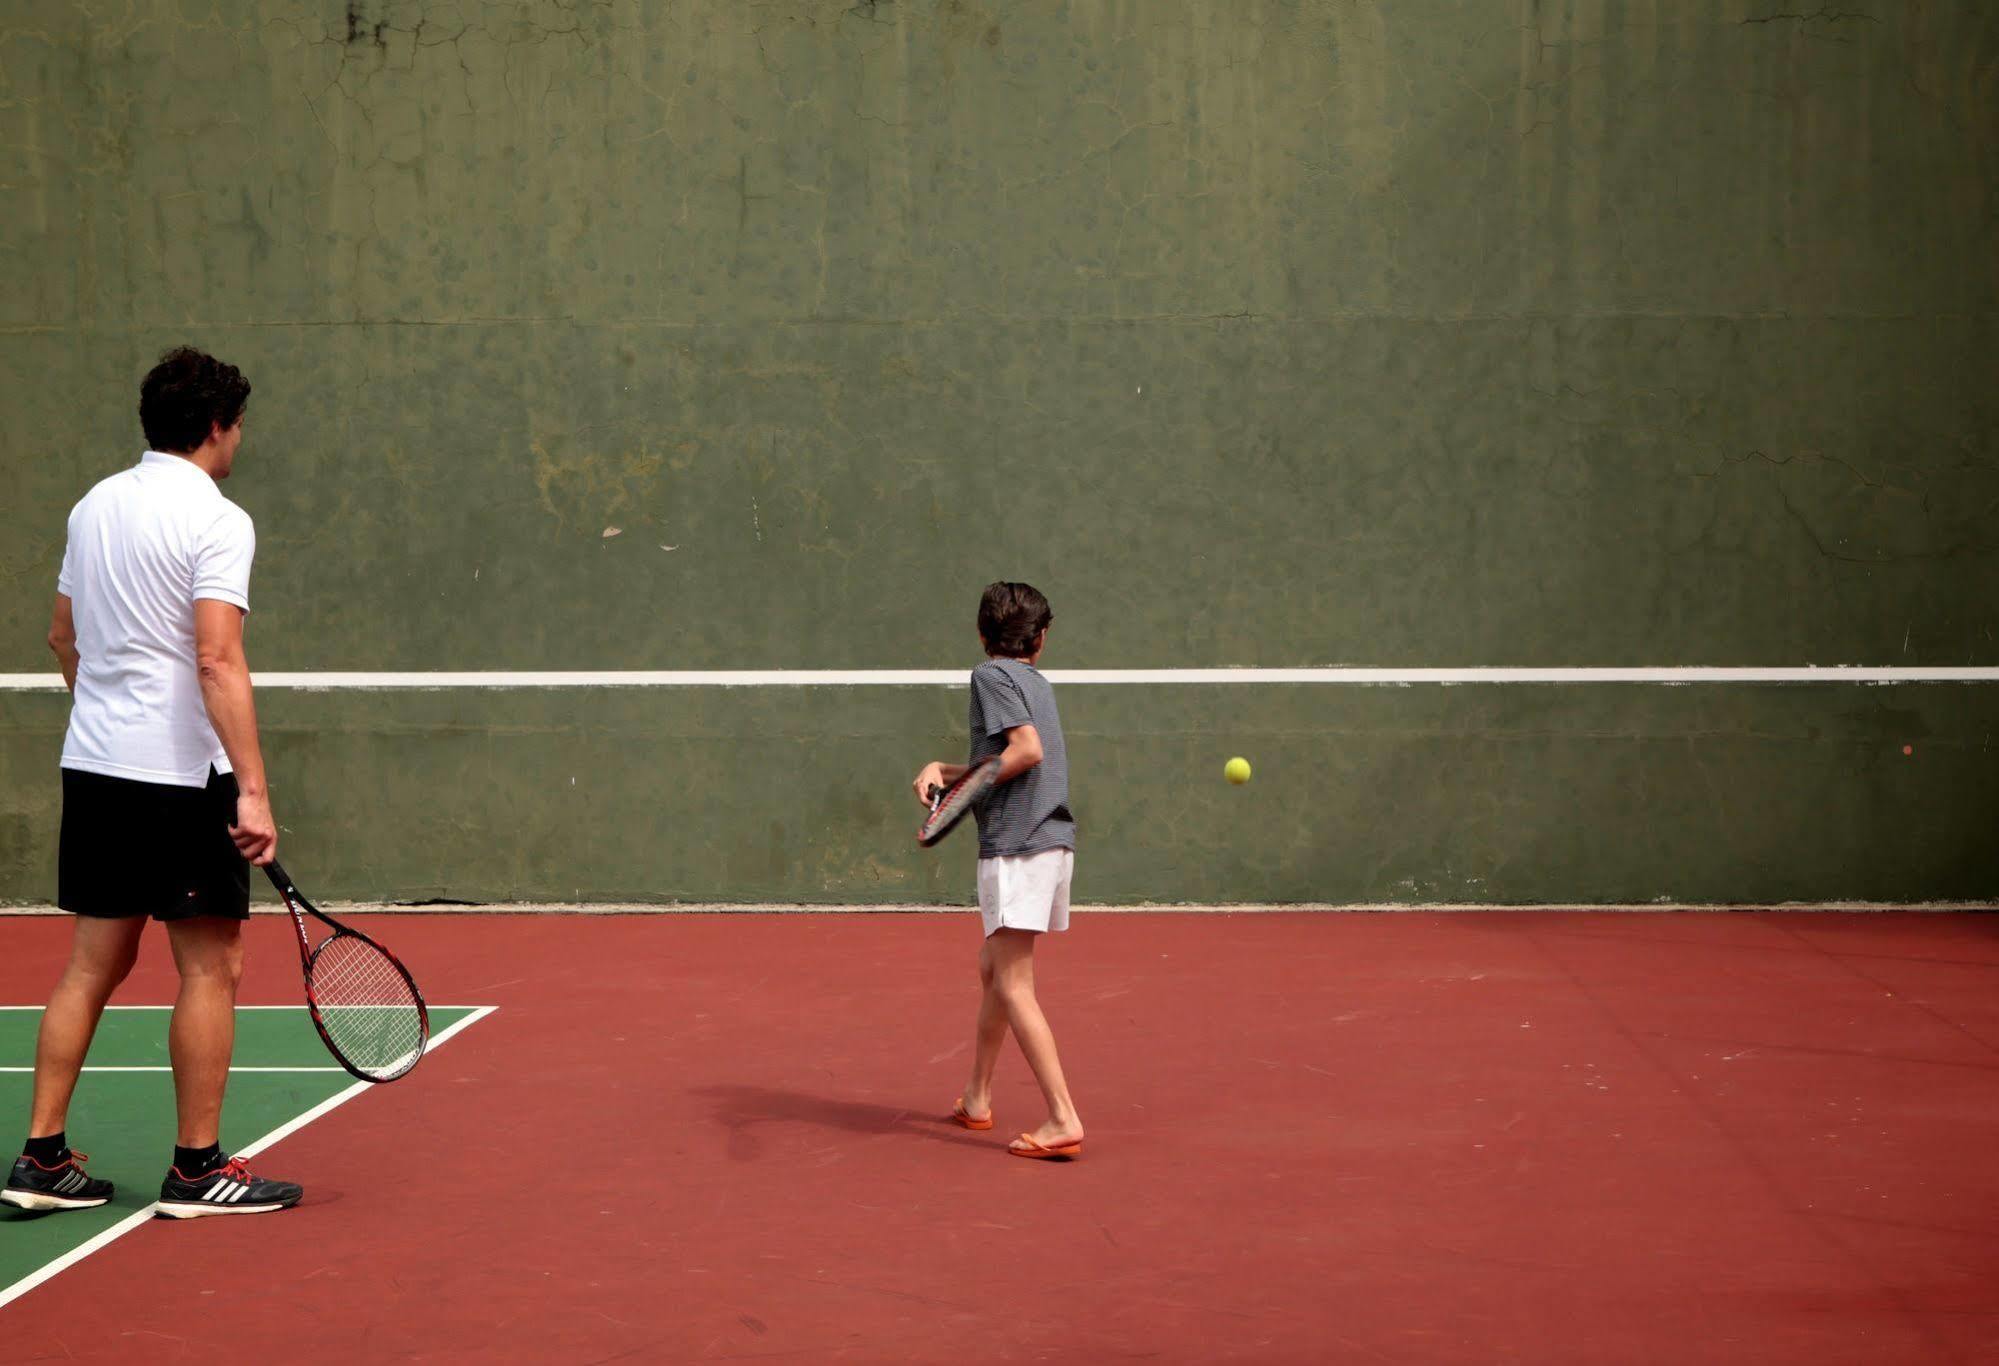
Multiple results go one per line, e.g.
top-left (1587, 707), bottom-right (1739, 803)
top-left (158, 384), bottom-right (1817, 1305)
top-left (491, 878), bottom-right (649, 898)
top-left (1224, 757), bottom-right (1252, 785)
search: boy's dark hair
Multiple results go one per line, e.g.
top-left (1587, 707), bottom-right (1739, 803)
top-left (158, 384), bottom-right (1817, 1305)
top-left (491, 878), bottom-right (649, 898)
top-left (139, 347), bottom-right (251, 454)
top-left (978, 581), bottom-right (1053, 658)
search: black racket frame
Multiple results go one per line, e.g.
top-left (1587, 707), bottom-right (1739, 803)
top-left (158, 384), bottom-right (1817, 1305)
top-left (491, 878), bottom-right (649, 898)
top-left (917, 754), bottom-right (1003, 848)
top-left (263, 861), bottom-right (431, 1084)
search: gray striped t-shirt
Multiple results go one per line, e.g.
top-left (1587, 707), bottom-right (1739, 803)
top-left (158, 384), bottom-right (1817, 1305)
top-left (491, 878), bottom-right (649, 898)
top-left (968, 658), bottom-right (1075, 859)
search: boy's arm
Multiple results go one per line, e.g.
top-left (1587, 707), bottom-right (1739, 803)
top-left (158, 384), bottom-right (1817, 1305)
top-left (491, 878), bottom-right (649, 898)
top-left (913, 667), bottom-right (1043, 802)
top-left (966, 665), bottom-right (1039, 783)
top-left (991, 724), bottom-right (1043, 783)
top-left (909, 723), bottom-right (1042, 803)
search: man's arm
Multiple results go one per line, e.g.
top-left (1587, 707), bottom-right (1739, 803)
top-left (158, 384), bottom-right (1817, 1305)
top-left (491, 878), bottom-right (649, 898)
top-left (194, 599), bottom-right (276, 865)
top-left (47, 596), bottom-right (78, 693)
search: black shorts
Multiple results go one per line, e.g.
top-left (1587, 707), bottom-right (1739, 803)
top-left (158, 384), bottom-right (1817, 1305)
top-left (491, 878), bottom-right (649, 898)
top-left (58, 767), bottom-right (250, 921)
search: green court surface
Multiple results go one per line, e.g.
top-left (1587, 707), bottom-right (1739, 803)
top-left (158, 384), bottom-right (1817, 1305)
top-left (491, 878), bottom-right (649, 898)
top-left (0, 1005), bottom-right (488, 1304)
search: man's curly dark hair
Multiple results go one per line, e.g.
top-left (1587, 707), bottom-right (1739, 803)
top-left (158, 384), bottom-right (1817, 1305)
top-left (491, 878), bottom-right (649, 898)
top-left (139, 347), bottom-right (251, 454)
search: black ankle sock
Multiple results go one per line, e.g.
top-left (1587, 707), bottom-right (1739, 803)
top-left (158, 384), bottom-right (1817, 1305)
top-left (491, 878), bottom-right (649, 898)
top-left (23, 1132), bottom-right (66, 1164)
top-left (173, 1143), bottom-right (222, 1177)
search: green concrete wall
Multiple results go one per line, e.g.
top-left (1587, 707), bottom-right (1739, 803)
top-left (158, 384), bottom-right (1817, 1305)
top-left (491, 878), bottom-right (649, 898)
top-left (2, 2), bottom-right (1994, 902)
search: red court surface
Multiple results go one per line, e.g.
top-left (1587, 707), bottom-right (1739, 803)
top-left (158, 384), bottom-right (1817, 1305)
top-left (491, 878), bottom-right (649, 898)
top-left (3, 910), bottom-right (1997, 1363)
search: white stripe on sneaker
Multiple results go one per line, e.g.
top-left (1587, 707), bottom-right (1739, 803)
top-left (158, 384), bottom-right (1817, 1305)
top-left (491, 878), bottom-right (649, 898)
top-left (224, 1181), bottom-right (245, 1203)
top-left (52, 1171), bottom-right (74, 1194)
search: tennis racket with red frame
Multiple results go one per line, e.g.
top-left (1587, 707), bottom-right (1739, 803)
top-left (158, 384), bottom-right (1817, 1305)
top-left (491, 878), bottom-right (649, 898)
top-left (917, 754), bottom-right (1003, 847)
top-left (263, 861), bottom-right (430, 1084)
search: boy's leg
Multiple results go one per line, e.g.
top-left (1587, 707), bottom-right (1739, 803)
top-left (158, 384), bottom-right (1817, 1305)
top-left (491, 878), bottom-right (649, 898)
top-left (164, 916), bottom-right (243, 1148)
top-left (987, 929), bottom-right (1083, 1147)
top-left (961, 935), bottom-right (1008, 1120)
top-left (27, 915), bottom-right (146, 1137)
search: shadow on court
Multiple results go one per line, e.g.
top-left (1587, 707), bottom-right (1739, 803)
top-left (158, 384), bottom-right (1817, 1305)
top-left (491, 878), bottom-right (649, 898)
top-left (0, 1208), bottom-right (61, 1225)
top-left (690, 1083), bottom-right (994, 1158)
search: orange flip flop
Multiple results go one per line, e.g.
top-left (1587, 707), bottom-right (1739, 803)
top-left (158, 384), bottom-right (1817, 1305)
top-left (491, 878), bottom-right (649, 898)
top-left (950, 1098), bottom-right (994, 1131)
top-left (1008, 1132), bottom-right (1083, 1160)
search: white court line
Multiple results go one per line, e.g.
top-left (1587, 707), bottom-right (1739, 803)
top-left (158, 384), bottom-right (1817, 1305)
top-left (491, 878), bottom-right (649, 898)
top-left (0, 666), bottom-right (1996, 690)
top-left (0, 1005), bottom-right (496, 1313)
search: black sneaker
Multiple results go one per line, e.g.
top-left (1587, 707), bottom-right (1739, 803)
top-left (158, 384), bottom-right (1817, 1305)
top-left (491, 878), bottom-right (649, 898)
top-left (2, 1148), bottom-right (113, 1211)
top-left (155, 1154), bottom-right (303, 1219)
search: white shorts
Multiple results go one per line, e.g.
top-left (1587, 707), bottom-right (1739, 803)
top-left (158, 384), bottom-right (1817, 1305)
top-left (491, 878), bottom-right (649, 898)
top-left (977, 848), bottom-right (1074, 938)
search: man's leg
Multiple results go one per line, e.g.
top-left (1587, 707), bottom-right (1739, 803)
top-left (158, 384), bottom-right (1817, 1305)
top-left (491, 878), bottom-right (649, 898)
top-left (28, 915), bottom-right (145, 1138)
top-left (164, 916), bottom-right (242, 1149)
top-left (153, 915), bottom-right (304, 1217)
top-left (988, 929), bottom-right (1083, 1149)
top-left (960, 935), bottom-right (1009, 1122)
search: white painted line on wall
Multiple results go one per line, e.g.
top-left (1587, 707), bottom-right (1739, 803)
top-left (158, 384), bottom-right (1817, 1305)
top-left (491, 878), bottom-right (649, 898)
top-left (2, 666), bottom-right (1996, 691)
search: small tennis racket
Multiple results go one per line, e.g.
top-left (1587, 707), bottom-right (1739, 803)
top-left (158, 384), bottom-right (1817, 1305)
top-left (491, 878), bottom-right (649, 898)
top-left (263, 862), bottom-right (430, 1084)
top-left (917, 754), bottom-right (1003, 847)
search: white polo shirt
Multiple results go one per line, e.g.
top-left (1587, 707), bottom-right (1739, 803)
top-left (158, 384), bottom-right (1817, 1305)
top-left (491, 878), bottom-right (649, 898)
top-left (57, 451), bottom-right (256, 788)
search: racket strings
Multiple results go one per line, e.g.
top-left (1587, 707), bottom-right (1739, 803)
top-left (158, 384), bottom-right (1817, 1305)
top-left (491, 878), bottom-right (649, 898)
top-left (309, 934), bottom-right (426, 1079)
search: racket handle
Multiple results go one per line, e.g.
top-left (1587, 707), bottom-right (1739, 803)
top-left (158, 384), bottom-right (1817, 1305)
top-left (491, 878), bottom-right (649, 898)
top-left (263, 861), bottom-right (294, 894)
top-left (926, 784), bottom-right (942, 805)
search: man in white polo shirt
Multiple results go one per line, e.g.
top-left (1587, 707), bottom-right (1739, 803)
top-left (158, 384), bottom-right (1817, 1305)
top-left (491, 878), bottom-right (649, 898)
top-left (3, 348), bottom-right (303, 1218)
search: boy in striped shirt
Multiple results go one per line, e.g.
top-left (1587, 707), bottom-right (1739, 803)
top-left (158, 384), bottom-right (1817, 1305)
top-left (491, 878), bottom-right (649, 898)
top-left (912, 582), bottom-right (1083, 1159)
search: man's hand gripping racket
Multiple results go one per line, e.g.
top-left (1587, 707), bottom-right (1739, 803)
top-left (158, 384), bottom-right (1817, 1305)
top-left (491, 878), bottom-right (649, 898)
top-left (264, 862), bottom-right (430, 1083)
